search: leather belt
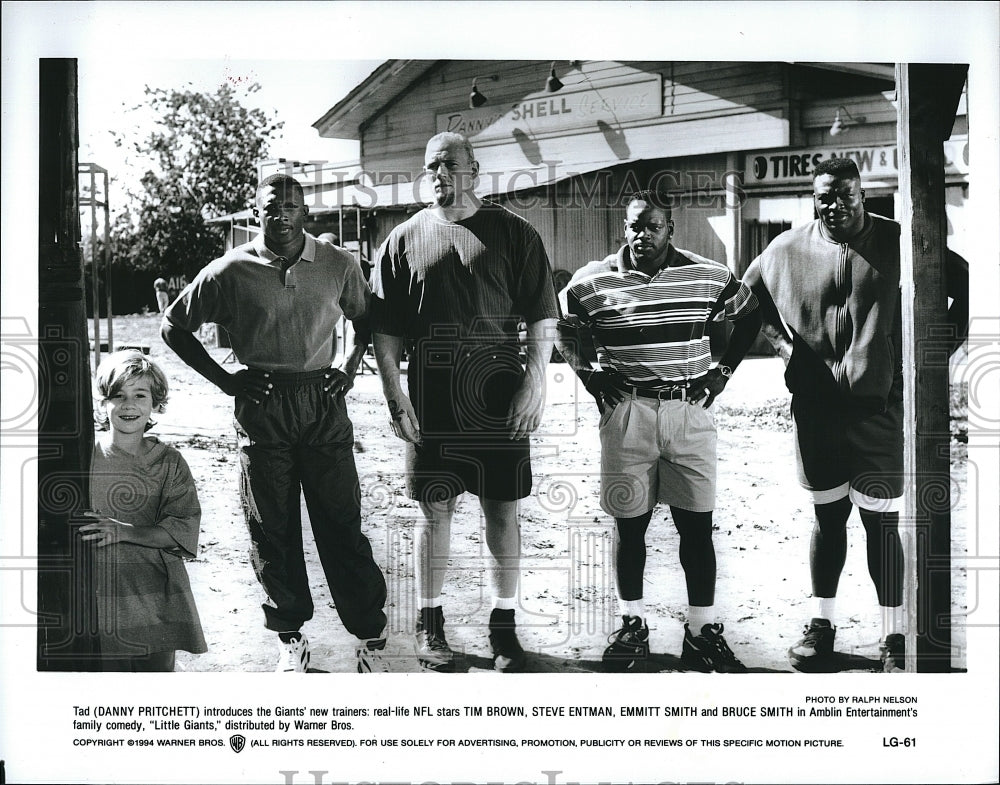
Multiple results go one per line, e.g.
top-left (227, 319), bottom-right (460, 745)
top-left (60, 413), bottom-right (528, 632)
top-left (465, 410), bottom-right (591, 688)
top-left (621, 375), bottom-right (705, 402)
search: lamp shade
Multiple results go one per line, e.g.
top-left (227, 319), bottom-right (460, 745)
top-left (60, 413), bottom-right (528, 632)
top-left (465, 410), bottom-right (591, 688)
top-left (545, 65), bottom-right (563, 93)
top-left (829, 109), bottom-right (845, 136)
top-left (469, 84), bottom-right (487, 108)
top-left (829, 106), bottom-right (867, 137)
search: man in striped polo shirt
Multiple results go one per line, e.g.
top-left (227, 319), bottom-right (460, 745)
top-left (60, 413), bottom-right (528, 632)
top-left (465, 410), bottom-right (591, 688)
top-left (556, 190), bottom-right (761, 672)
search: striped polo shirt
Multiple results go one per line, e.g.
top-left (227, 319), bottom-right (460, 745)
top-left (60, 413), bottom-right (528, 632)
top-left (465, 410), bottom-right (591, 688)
top-left (563, 244), bottom-right (759, 386)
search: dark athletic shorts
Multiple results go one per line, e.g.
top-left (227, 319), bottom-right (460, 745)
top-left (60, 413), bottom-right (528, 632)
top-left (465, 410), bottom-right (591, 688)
top-left (791, 381), bottom-right (904, 512)
top-left (405, 342), bottom-right (532, 502)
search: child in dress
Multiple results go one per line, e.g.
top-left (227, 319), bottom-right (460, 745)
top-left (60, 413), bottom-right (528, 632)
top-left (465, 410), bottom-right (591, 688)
top-left (80, 350), bottom-right (207, 671)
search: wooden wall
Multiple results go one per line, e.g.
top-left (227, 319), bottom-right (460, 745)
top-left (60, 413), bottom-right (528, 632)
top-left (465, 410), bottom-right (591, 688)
top-left (360, 60), bottom-right (789, 177)
top-left (358, 61), bottom-right (785, 275)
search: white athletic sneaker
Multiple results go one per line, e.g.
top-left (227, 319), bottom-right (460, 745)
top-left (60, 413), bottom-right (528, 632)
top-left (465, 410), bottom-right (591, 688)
top-left (356, 638), bottom-right (391, 673)
top-left (275, 635), bottom-right (310, 673)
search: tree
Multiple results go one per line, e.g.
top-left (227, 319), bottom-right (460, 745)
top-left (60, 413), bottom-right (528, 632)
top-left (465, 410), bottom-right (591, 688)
top-left (109, 82), bottom-right (283, 278)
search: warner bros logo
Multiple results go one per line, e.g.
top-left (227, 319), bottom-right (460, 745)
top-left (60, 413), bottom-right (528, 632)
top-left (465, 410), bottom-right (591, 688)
top-left (229, 734), bottom-right (247, 753)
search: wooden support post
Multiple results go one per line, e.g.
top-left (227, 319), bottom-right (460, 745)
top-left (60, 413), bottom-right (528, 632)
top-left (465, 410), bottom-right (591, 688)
top-left (896, 62), bottom-right (968, 673)
top-left (38, 58), bottom-right (100, 669)
top-left (356, 204), bottom-right (363, 266)
top-left (724, 152), bottom-right (743, 275)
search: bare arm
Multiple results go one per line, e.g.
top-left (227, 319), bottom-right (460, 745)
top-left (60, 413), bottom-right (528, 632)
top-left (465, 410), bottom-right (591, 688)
top-left (523, 318), bottom-right (557, 391)
top-left (720, 308), bottom-right (763, 371)
top-left (688, 308), bottom-right (763, 407)
top-left (507, 317), bottom-right (557, 440)
top-left (759, 311), bottom-right (792, 364)
top-left (161, 321), bottom-right (273, 404)
top-left (328, 260), bottom-right (376, 396)
top-left (688, 273), bottom-right (764, 408)
top-left (372, 332), bottom-right (421, 443)
top-left (555, 317), bottom-right (627, 413)
top-left (554, 317), bottom-right (592, 377)
top-left (160, 321), bottom-right (233, 391)
top-left (325, 316), bottom-right (372, 398)
top-left (343, 343), bottom-right (368, 373)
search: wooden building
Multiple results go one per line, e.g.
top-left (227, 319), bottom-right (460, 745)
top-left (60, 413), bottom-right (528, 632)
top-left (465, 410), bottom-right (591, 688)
top-left (308, 59), bottom-right (970, 283)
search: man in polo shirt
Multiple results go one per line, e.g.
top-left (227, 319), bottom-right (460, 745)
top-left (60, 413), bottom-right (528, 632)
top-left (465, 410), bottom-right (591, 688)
top-left (556, 189), bottom-right (761, 673)
top-left (371, 132), bottom-right (558, 672)
top-left (162, 173), bottom-right (390, 673)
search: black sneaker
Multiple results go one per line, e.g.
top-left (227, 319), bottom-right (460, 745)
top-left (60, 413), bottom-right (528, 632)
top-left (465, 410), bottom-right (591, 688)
top-left (880, 633), bottom-right (905, 673)
top-left (602, 615), bottom-right (649, 672)
top-left (788, 618), bottom-right (836, 672)
top-left (682, 623), bottom-right (747, 673)
top-left (488, 608), bottom-right (527, 672)
top-left (415, 607), bottom-right (455, 672)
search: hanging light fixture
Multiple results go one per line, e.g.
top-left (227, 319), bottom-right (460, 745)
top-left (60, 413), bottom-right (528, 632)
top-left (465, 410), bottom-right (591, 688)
top-left (469, 79), bottom-right (487, 108)
top-left (468, 75), bottom-right (498, 109)
top-left (829, 105), bottom-right (868, 136)
top-left (545, 61), bottom-right (563, 93)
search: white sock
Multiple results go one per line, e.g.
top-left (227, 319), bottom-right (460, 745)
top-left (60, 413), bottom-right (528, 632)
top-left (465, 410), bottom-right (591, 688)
top-left (812, 596), bottom-right (837, 625)
top-left (418, 597), bottom-right (442, 609)
top-left (881, 605), bottom-right (904, 637)
top-left (492, 596), bottom-right (516, 611)
top-left (687, 605), bottom-right (714, 632)
top-left (622, 599), bottom-right (645, 620)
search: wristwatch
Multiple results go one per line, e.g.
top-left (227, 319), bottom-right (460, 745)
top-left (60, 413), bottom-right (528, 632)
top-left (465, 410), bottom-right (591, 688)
top-left (717, 364), bottom-right (733, 379)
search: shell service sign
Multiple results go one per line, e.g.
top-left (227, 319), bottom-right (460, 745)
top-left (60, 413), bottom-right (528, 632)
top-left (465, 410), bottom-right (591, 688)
top-left (437, 76), bottom-right (663, 144)
top-left (744, 138), bottom-right (969, 185)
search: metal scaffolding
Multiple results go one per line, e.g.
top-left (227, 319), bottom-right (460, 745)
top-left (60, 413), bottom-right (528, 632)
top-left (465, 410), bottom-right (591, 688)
top-left (79, 162), bottom-right (111, 367)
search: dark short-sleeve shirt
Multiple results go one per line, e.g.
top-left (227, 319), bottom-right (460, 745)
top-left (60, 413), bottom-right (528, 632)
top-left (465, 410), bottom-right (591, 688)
top-left (370, 202), bottom-right (558, 345)
top-left (164, 233), bottom-right (369, 372)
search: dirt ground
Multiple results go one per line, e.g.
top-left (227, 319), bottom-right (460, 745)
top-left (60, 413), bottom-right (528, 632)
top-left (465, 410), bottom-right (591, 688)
top-left (93, 314), bottom-right (968, 674)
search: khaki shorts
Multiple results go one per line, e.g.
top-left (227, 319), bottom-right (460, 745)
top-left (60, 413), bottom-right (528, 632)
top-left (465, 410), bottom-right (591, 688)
top-left (599, 396), bottom-right (717, 517)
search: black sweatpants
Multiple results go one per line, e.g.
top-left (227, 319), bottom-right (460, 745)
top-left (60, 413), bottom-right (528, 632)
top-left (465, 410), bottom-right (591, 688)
top-left (234, 369), bottom-right (387, 639)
